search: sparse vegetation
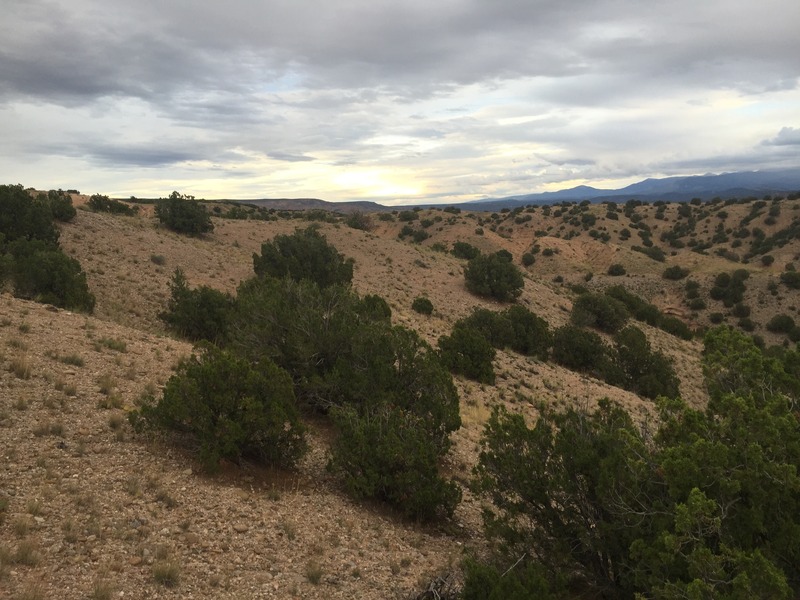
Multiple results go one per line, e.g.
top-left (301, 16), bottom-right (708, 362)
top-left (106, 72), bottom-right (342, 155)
top-left (4, 188), bottom-right (800, 598)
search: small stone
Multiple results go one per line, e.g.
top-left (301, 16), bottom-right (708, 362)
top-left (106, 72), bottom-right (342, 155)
top-left (233, 523), bottom-right (249, 533)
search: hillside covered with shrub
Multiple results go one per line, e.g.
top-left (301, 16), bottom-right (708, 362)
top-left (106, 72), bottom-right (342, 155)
top-left (1, 186), bottom-right (799, 599)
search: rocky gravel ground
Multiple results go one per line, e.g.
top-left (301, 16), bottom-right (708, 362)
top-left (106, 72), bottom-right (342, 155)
top-left (0, 296), bottom-right (471, 600)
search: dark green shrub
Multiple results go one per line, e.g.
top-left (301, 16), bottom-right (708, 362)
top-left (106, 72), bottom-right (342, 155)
top-left (474, 401), bottom-right (647, 597)
top-left (738, 317), bottom-right (756, 332)
top-left (358, 294), bottom-right (392, 321)
top-left (780, 271), bottom-right (800, 289)
top-left (766, 314), bottom-right (795, 334)
top-left (155, 191), bottom-right (213, 235)
top-left (159, 268), bottom-right (233, 343)
top-left (607, 263), bottom-right (626, 276)
top-left (710, 269), bottom-right (748, 306)
top-left (658, 315), bottom-right (693, 340)
top-left (762, 255), bottom-right (775, 266)
top-left (398, 224), bottom-right (415, 239)
top-left (253, 226), bottom-right (353, 288)
top-left (438, 327), bottom-right (496, 384)
top-left (502, 305), bottom-right (551, 360)
top-left (397, 210), bottom-right (418, 222)
top-left (0, 184), bottom-right (59, 245)
top-left (344, 211), bottom-right (372, 231)
top-left (462, 558), bottom-right (560, 600)
top-left (606, 285), bottom-right (660, 326)
top-left (709, 312), bottom-right (725, 324)
top-left (411, 296), bottom-right (434, 315)
top-left (456, 308), bottom-right (515, 349)
top-left (521, 252), bottom-right (536, 267)
top-left (451, 241), bottom-right (481, 260)
top-left (10, 240), bottom-right (95, 312)
top-left (41, 189), bottom-right (76, 222)
top-left (411, 229), bottom-right (430, 243)
top-left (552, 325), bottom-right (610, 375)
top-left (328, 403), bottom-right (461, 522)
top-left (87, 195), bottom-right (138, 216)
top-left (495, 249), bottom-right (513, 262)
top-left (663, 265), bottom-right (690, 280)
top-left (731, 303), bottom-right (751, 318)
top-left (614, 326), bottom-right (680, 399)
top-left (688, 298), bottom-right (707, 310)
top-left (464, 254), bottom-right (524, 302)
top-left (632, 245), bottom-right (666, 262)
top-left (571, 292), bottom-right (629, 333)
top-left (133, 346), bottom-right (306, 472)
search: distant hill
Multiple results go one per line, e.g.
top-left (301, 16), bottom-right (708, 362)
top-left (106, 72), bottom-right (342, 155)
top-left (461, 168), bottom-right (800, 211)
top-left (232, 197), bottom-right (389, 213)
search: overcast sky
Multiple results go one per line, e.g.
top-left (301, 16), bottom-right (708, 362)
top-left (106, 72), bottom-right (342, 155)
top-left (1, 0), bottom-right (799, 204)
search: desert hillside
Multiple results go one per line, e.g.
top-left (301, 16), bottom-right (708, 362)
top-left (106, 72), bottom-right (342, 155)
top-left (2, 192), bottom-right (799, 599)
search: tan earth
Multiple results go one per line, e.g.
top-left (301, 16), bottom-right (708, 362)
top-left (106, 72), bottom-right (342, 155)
top-left (1, 194), bottom-right (798, 599)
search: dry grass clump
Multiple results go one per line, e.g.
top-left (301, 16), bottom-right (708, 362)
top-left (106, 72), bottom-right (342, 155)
top-left (10, 355), bottom-right (31, 379)
top-left (152, 560), bottom-right (180, 587)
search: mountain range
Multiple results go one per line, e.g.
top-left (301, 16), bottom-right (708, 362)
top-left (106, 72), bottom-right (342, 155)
top-left (466, 168), bottom-right (800, 210)
top-left (232, 168), bottom-right (800, 212)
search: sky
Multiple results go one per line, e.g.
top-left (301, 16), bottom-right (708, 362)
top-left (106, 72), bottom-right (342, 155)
top-left (1, 0), bottom-right (799, 205)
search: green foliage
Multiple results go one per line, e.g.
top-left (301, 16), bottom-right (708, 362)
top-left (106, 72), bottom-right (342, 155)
top-left (411, 296), bottom-right (434, 315)
top-left (438, 326), bottom-right (496, 384)
top-left (607, 263), bottom-right (626, 276)
top-left (606, 285), bottom-right (692, 340)
top-left (464, 253), bottom-right (524, 302)
top-left (87, 194), bottom-right (138, 216)
top-left (159, 268), bottom-right (233, 343)
top-left (0, 185), bottom-right (94, 311)
top-left (766, 314), bottom-right (796, 334)
top-left (663, 265), bottom-right (690, 280)
top-left (780, 271), bottom-right (800, 289)
top-left (328, 403), bottom-right (461, 522)
top-left (9, 240), bottom-right (95, 312)
top-left (521, 252), bottom-right (536, 266)
top-left (155, 191), bottom-right (213, 235)
top-left (253, 226), bottom-right (354, 288)
top-left (41, 189), bottom-right (76, 222)
top-left (456, 308), bottom-right (515, 349)
top-left (657, 315), bottom-right (694, 340)
top-left (0, 184), bottom-right (60, 245)
top-left (397, 210), bottom-right (418, 222)
top-left (475, 330), bottom-right (800, 597)
top-left (229, 277), bottom-right (462, 521)
top-left (552, 324), bottom-right (611, 376)
top-left (133, 346), bottom-right (306, 472)
top-left (710, 269), bottom-right (749, 307)
top-left (632, 244), bottom-right (666, 262)
top-left (344, 211), bottom-right (372, 231)
top-left (461, 558), bottom-right (560, 600)
top-left (571, 292), bottom-right (629, 333)
top-left (502, 305), bottom-right (551, 360)
top-left (475, 400), bottom-right (649, 597)
top-left (606, 285), bottom-right (661, 326)
top-left (358, 294), bottom-right (392, 321)
top-left (451, 241), bottom-right (481, 260)
top-left (613, 326), bottom-right (680, 399)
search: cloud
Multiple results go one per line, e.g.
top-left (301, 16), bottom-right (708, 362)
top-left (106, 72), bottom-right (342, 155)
top-left (764, 127), bottom-right (800, 146)
top-left (0, 0), bottom-right (799, 201)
